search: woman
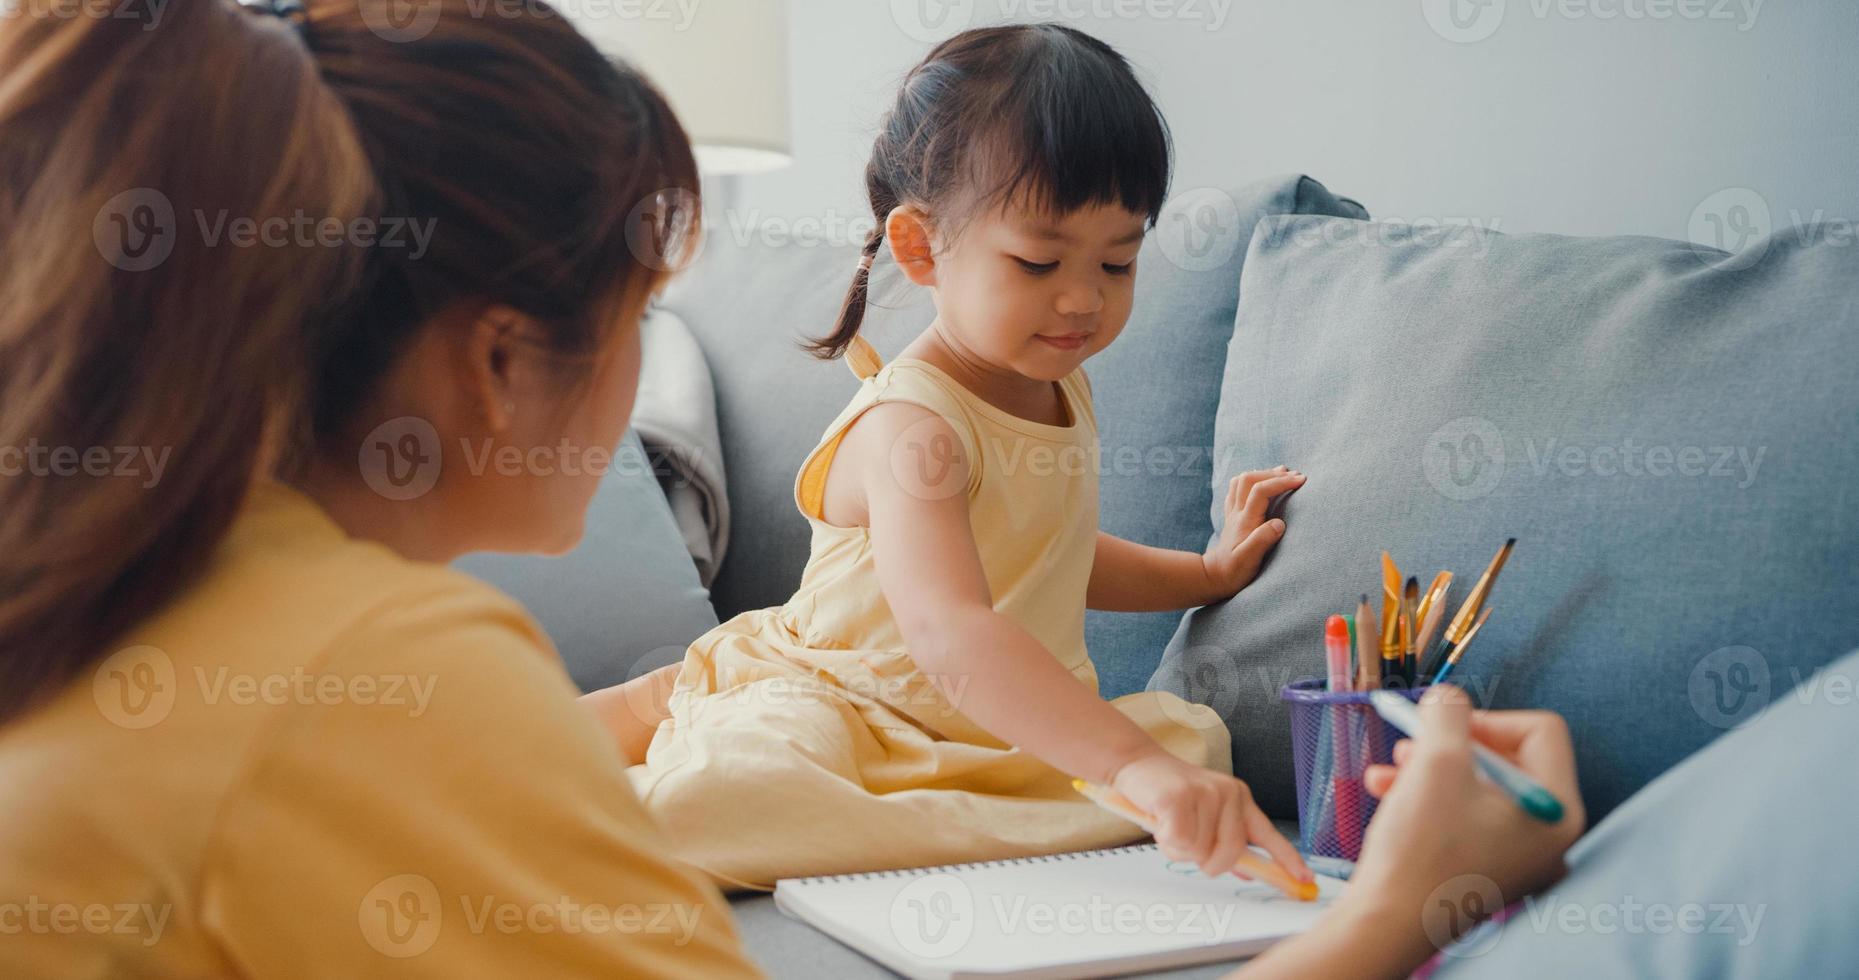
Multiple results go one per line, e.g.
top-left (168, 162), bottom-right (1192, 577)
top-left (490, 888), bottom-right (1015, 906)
top-left (0, 0), bottom-right (757, 974)
top-left (0, 0), bottom-right (1597, 976)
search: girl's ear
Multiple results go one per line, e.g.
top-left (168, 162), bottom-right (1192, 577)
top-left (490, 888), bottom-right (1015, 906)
top-left (885, 205), bottom-right (938, 287)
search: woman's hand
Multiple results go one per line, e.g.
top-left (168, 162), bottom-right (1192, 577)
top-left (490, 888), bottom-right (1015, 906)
top-left (1201, 466), bottom-right (1305, 601)
top-left (1344, 688), bottom-right (1585, 963)
top-left (1232, 689), bottom-right (1584, 980)
top-left (1108, 751), bottom-right (1312, 883)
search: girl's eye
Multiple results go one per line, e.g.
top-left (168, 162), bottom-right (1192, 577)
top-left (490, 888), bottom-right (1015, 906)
top-left (1014, 257), bottom-right (1059, 275)
top-left (1103, 261), bottom-right (1135, 276)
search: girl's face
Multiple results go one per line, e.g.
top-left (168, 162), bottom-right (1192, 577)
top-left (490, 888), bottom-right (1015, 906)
top-left (926, 200), bottom-right (1148, 381)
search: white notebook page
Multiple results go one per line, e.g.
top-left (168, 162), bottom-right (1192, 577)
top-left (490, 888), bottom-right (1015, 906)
top-left (773, 844), bottom-right (1347, 980)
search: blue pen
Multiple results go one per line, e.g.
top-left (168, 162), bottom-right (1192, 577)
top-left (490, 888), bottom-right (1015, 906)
top-left (1368, 691), bottom-right (1565, 824)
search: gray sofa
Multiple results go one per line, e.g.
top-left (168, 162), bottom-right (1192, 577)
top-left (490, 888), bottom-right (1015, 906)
top-left (462, 172), bottom-right (1859, 977)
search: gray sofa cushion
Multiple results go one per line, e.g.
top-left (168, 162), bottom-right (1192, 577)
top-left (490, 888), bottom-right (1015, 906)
top-left (663, 175), bottom-right (1364, 699)
top-left (1431, 648), bottom-right (1859, 976)
top-left (455, 428), bottom-right (718, 691)
top-left (1150, 216), bottom-right (1859, 820)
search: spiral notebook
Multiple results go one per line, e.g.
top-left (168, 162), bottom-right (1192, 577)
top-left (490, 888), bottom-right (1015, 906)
top-left (772, 844), bottom-right (1347, 980)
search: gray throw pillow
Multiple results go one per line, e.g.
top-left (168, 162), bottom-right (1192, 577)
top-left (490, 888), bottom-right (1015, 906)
top-left (1150, 216), bottom-right (1859, 820)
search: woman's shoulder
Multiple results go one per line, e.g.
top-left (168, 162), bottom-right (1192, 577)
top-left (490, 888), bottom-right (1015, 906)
top-left (171, 480), bottom-right (559, 679)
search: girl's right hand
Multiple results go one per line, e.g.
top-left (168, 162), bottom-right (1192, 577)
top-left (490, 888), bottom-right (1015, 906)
top-left (1107, 752), bottom-right (1312, 882)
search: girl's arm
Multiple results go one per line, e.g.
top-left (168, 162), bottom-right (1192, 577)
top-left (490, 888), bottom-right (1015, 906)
top-left (844, 402), bottom-right (1308, 880)
top-left (1086, 468), bottom-right (1305, 612)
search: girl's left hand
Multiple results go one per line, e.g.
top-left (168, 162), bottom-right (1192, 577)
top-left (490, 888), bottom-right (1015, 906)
top-left (1201, 466), bottom-right (1305, 600)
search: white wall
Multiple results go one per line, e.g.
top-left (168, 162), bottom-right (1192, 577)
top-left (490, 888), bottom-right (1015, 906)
top-left (731, 0), bottom-right (1858, 246)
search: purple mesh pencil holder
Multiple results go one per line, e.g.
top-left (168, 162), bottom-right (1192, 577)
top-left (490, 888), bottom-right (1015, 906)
top-left (1281, 679), bottom-right (1430, 861)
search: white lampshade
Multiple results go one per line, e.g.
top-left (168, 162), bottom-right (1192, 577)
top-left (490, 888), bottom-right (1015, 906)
top-left (568, 0), bottom-right (792, 175)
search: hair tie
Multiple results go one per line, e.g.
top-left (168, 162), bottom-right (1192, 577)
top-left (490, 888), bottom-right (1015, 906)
top-left (856, 252), bottom-right (875, 272)
top-left (249, 0), bottom-right (309, 27)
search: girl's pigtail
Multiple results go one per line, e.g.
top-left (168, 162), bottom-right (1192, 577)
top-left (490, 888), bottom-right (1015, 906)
top-left (804, 165), bottom-right (896, 360)
top-left (804, 226), bottom-right (883, 361)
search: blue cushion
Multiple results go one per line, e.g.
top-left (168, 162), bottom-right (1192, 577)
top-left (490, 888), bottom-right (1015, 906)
top-left (1432, 647), bottom-right (1859, 976)
top-left (455, 428), bottom-right (719, 692)
top-left (1086, 176), bottom-right (1367, 698)
top-left (1150, 217), bottom-right (1859, 819)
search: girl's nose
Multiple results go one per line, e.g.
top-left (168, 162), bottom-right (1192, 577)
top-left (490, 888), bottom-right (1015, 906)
top-left (1054, 284), bottom-right (1103, 316)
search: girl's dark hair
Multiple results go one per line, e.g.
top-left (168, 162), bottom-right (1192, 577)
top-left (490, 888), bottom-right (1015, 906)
top-left (0, 0), bottom-right (698, 725)
top-left (805, 23), bottom-right (1171, 360)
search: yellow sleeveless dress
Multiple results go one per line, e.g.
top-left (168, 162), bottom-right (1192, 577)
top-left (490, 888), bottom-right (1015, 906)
top-left (626, 334), bottom-right (1231, 891)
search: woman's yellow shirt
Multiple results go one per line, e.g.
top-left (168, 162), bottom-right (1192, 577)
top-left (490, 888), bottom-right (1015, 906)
top-left (0, 480), bottom-right (758, 978)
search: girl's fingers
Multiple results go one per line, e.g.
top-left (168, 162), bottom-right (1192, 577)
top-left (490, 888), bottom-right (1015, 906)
top-left (1243, 802), bottom-right (1311, 881)
top-left (1153, 805), bottom-right (1189, 862)
top-left (1392, 738), bottom-right (1414, 767)
top-left (1202, 792), bottom-right (1249, 878)
top-left (1241, 473), bottom-right (1305, 529)
top-left (1231, 516), bottom-right (1286, 566)
top-left (1363, 763), bottom-right (1398, 797)
top-left (1230, 467), bottom-right (1289, 513)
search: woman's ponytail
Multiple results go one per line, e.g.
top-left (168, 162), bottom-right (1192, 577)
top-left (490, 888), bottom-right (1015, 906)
top-left (0, 0), bottom-right (376, 724)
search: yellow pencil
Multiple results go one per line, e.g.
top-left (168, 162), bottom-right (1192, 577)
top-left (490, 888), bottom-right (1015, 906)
top-left (1071, 779), bottom-right (1320, 902)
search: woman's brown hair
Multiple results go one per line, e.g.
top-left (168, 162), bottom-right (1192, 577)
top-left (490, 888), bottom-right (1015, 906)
top-left (0, 0), bottom-right (700, 724)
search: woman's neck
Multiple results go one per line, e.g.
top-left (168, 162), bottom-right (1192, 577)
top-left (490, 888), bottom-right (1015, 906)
top-left (294, 455), bottom-right (466, 565)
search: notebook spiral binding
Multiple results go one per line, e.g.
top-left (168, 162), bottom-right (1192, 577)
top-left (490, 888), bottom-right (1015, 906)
top-left (787, 843), bottom-right (1160, 887)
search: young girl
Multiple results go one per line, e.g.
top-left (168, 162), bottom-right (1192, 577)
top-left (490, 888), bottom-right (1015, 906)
top-left (586, 23), bottom-right (1310, 891)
